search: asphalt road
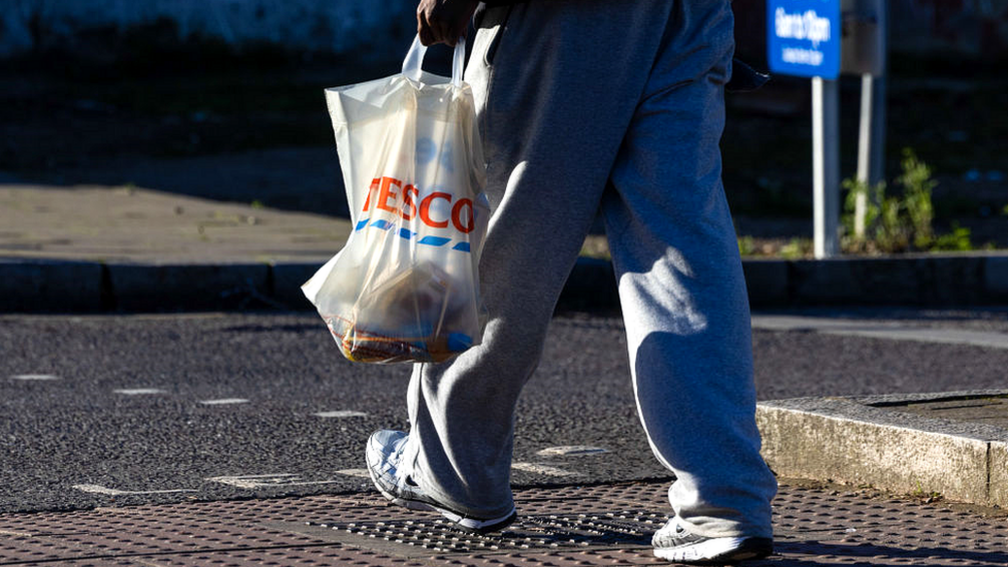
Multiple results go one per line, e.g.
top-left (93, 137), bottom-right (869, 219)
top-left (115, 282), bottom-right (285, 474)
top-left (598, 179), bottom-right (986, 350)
top-left (2, 308), bottom-right (1007, 514)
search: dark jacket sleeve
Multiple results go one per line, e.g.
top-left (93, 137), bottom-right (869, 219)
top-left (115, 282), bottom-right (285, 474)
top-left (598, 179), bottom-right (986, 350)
top-left (476, 1), bottom-right (770, 92)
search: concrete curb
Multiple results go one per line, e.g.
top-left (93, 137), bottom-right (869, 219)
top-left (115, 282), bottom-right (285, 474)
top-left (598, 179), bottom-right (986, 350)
top-left (756, 390), bottom-right (1008, 508)
top-left (107, 263), bottom-right (272, 312)
top-left (0, 259), bottom-right (105, 312)
top-left (2, 253), bottom-right (1008, 313)
top-left (564, 253), bottom-right (1008, 311)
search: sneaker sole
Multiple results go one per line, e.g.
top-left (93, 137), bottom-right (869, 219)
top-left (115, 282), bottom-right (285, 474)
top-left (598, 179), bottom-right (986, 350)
top-left (654, 536), bottom-right (772, 564)
top-left (366, 445), bottom-right (516, 534)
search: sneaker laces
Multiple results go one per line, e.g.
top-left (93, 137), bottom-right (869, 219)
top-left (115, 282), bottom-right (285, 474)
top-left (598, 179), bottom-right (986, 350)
top-left (388, 438), bottom-right (416, 493)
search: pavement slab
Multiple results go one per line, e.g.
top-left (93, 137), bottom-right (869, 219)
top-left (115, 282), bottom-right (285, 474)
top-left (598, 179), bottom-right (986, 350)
top-left (751, 314), bottom-right (1008, 349)
top-left (0, 481), bottom-right (1005, 566)
top-left (890, 395), bottom-right (1008, 428)
top-left (758, 391), bottom-right (1008, 509)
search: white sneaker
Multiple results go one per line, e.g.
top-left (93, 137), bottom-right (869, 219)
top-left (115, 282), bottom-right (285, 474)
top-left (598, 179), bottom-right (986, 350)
top-left (365, 430), bottom-right (517, 534)
top-left (652, 516), bottom-right (773, 564)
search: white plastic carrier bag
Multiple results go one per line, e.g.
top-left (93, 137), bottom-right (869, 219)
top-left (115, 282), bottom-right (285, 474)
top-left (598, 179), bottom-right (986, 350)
top-left (303, 36), bottom-right (490, 364)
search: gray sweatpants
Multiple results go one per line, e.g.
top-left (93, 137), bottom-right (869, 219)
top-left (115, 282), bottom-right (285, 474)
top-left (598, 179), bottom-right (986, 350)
top-left (404, 0), bottom-right (777, 539)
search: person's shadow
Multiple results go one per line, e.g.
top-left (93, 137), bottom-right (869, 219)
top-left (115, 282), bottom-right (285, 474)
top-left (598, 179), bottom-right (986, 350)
top-left (746, 540), bottom-right (1008, 566)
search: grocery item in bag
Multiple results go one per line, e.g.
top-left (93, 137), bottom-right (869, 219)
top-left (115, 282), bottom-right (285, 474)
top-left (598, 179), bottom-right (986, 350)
top-left (302, 36), bottom-right (489, 364)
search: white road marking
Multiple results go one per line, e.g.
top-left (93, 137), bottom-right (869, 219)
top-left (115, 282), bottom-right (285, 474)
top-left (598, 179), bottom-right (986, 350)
top-left (335, 468), bottom-right (371, 479)
top-left (535, 445), bottom-right (609, 456)
top-left (207, 474), bottom-right (342, 489)
top-left (313, 410), bottom-right (368, 418)
top-left (511, 462), bottom-right (581, 477)
top-left (11, 374), bottom-right (60, 381)
top-left (200, 398), bottom-right (250, 405)
top-left (113, 388), bottom-right (166, 395)
top-left (73, 484), bottom-right (195, 496)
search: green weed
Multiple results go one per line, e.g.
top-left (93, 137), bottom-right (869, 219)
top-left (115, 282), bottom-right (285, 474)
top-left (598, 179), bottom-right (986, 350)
top-left (737, 236), bottom-right (757, 257)
top-left (931, 223), bottom-right (974, 252)
top-left (781, 238), bottom-right (812, 259)
top-left (841, 149), bottom-right (972, 254)
top-left (896, 149), bottom-right (937, 248)
top-left (910, 481), bottom-right (944, 503)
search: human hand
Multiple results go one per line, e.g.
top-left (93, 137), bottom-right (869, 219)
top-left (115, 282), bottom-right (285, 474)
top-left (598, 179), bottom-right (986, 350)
top-left (416, 0), bottom-right (479, 46)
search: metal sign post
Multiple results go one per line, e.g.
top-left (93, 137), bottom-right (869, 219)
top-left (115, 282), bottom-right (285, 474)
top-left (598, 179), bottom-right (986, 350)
top-left (768, 0), bottom-right (843, 258)
top-left (854, 74), bottom-right (886, 237)
top-left (843, 0), bottom-right (888, 237)
top-left (812, 76), bottom-right (840, 257)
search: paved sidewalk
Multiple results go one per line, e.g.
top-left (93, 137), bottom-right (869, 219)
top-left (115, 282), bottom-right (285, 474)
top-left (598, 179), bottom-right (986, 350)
top-left (0, 184), bottom-right (353, 312)
top-left (3, 183), bottom-right (1008, 313)
top-left (0, 184), bottom-right (349, 264)
top-left (2, 480), bottom-right (1006, 566)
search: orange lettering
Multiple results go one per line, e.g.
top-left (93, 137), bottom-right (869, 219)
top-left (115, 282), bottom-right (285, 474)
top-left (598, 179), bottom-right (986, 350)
top-left (377, 177), bottom-right (401, 213)
top-left (402, 184), bottom-right (418, 220)
top-left (361, 178), bottom-right (381, 212)
top-left (419, 192), bottom-right (451, 228)
top-left (451, 198), bottom-right (474, 233)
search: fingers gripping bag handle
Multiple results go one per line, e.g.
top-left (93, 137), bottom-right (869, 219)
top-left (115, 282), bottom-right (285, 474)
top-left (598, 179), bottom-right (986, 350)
top-left (303, 35), bottom-right (489, 364)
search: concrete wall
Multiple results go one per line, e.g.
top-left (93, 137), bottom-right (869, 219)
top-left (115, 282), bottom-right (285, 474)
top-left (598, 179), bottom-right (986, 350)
top-left (1, 0), bottom-right (1006, 57)
top-left (0, 0), bottom-right (414, 55)
top-left (892, 0), bottom-right (1008, 54)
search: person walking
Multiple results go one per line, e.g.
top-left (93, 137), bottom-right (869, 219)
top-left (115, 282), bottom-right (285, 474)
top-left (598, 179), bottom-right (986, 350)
top-left (365, 1), bottom-right (778, 563)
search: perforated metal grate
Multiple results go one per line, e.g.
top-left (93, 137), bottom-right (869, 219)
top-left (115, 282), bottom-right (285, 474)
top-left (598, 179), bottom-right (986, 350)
top-left (0, 482), bottom-right (1005, 566)
top-left (306, 509), bottom-right (662, 555)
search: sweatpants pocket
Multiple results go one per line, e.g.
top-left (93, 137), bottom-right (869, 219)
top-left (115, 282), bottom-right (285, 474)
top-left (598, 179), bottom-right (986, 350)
top-left (476, 6), bottom-right (512, 67)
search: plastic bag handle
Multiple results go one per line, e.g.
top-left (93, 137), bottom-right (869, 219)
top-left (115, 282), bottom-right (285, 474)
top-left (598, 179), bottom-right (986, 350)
top-left (402, 35), bottom-right (466, 87)
top-left (451, 36), bottom-right (466, 86)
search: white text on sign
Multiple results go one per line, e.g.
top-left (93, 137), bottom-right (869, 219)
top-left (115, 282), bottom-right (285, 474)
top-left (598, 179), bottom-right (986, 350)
top-left (774, 8), bottom-right (832, 48)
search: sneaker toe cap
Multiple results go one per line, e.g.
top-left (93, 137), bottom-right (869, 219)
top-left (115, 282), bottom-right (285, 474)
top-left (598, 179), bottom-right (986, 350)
top-left (366, 430), bottom-right (408, 471)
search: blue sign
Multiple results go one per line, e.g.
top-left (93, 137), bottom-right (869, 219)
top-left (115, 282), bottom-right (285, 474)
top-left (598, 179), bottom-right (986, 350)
top-left (767, 0), bottom-right (841, 79)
